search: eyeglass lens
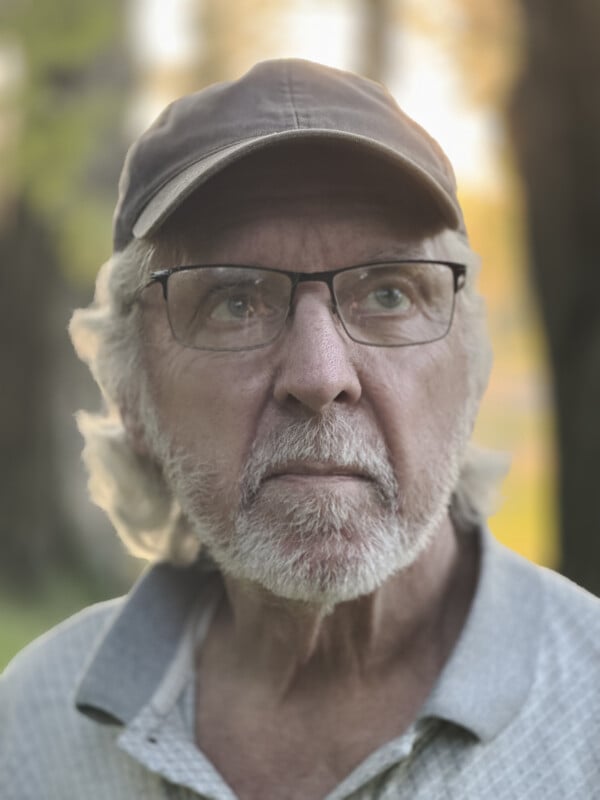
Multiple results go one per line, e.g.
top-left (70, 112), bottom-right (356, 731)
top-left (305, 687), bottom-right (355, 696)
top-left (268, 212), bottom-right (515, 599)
top-left (164, 263), bottom-right (456, 351)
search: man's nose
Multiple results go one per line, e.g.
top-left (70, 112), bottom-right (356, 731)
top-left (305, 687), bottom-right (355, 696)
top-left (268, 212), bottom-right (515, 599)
top-left (272, 289), bottom-right (362, 413)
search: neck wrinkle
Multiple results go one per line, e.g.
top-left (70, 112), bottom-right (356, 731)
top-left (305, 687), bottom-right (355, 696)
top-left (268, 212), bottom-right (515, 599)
top-left (208, 516), bottom-right (477, 698)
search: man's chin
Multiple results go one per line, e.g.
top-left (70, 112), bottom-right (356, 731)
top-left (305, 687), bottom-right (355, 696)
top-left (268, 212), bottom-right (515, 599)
top-left (181, 469), bottom-right (449, 607)
top-left (227, 553), bottom-right (392, 608)
top-left (201, 513), bottom-right (429, 609)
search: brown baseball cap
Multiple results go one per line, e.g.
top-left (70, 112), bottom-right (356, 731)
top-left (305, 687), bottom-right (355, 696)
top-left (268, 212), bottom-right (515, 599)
top-left (113, 58), bottom-right (466, 251)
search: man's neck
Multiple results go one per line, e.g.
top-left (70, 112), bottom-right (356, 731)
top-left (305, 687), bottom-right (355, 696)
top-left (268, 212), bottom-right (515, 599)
top-left (204, 517), bottom-right (479, 698)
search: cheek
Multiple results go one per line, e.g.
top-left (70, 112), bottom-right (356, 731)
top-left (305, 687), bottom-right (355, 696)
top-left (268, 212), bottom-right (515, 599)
top-left (364, 338), bottom-right (472, 478)
top-left (141, 318), bottom-right (273, 466)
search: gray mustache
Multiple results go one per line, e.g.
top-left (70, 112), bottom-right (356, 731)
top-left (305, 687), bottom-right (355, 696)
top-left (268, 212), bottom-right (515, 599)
top-left (239, 414), bottom-right (398, 506)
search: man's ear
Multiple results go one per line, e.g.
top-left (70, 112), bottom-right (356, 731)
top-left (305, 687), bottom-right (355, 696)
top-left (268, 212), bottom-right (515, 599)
top-left (120, 404), bottom-right (151, 458)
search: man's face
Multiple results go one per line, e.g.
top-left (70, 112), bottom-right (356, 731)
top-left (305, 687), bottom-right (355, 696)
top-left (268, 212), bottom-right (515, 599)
top-left (136, 150), bottom-right (479, 606)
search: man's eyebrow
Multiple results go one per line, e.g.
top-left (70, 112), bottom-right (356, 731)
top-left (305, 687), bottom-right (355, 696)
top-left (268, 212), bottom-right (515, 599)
top-left (366, 245), bottom-right (433, 261)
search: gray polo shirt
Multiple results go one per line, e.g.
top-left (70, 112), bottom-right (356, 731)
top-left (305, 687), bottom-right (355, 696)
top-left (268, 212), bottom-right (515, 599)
top-left (2, 528), bottom-right (600, 799)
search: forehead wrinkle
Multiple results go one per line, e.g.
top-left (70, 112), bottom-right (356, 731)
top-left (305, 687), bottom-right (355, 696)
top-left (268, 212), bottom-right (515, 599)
top-left (169, 203), bottom-right (439, 255)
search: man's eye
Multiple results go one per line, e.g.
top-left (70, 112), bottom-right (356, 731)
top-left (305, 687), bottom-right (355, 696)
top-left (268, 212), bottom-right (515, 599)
top-left (210, 293), bottom-right (255, 320)
top-left (363, 286), bottom-right (413, 312)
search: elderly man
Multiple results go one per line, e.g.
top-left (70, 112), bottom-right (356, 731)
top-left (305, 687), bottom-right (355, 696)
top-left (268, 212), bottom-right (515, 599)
top-left (2, 59), bottom-right (599, 799)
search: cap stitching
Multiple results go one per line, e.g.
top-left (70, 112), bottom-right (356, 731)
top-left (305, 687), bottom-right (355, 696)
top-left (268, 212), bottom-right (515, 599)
top-left (284, 61), bottom-right (301, 130)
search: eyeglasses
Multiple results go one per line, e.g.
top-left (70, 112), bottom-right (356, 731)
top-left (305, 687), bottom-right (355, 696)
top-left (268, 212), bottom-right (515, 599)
top-left (142, 260), bottom-right (466, 351)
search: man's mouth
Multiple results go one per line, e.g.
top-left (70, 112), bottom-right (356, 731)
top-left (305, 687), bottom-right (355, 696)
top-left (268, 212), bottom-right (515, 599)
top-left (262, 461), bottom-right (374, 482)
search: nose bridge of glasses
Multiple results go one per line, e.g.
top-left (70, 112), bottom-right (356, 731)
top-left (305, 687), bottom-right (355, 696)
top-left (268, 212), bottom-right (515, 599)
top-left (291, 269), bottom-right (338, 312)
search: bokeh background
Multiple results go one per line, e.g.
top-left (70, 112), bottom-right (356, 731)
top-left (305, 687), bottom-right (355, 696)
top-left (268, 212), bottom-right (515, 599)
top-left (1, 0), bottom-right (599, 669)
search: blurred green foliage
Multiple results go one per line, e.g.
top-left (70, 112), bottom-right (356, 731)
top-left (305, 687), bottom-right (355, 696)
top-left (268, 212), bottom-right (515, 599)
top-left (0, 572), bottom-right (112, 671)
top-left (0, 0), bottom-right (132, 666)
top-left (2, 0), bottom-right (128, 283)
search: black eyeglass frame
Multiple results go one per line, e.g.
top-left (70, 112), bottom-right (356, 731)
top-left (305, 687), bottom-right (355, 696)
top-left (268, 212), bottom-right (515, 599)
top-left (141, 259), bottom-right (467, 351)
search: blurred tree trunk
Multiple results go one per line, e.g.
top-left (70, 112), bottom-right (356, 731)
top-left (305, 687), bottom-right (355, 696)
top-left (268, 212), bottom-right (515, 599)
top-left (1, 0), bottom-right (132, 595)
top-left (0, 197), bottom-right (78, 590)
top-left (190, 0), bottom-right (281, 89)
top-left (510, 0), bottom-right (600, 594)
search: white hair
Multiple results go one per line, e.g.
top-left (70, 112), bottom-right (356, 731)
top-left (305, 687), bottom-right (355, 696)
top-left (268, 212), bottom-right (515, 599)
top-left (69, 233), bottom-right (508, 566)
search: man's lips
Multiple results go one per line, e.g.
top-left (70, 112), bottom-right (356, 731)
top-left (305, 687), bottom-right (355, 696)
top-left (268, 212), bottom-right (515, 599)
top-left (262, 462), bottom-right (373, 482)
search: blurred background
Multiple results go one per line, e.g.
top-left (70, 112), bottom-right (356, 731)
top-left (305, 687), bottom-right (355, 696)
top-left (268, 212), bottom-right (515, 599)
top-left (1, 0), bottom-right (599, 669)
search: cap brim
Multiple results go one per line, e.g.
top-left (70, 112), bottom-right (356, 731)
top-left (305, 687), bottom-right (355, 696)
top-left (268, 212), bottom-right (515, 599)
top-left (132, 129), bottom-right (461, 240)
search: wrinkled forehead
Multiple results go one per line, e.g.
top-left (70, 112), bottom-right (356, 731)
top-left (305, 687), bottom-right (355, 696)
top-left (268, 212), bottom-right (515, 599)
top-left (149, 140), bottom-right (466, 260)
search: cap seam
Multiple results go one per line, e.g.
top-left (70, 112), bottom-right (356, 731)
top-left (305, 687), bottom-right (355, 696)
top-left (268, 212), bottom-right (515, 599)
top-left (284, 61), bottom-right (301, 129)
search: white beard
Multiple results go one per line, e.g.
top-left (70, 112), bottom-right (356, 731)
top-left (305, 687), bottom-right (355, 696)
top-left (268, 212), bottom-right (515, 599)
top-left (150, 407), bottom-right (472, 610)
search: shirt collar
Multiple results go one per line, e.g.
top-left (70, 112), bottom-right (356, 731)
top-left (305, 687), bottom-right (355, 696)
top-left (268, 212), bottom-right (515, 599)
top-left (75, 560), bottom-right (213, 725)
top-left (421, 527), bottom-right (543, 741)
top-left (76, 529), bottom-right (543, 741)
